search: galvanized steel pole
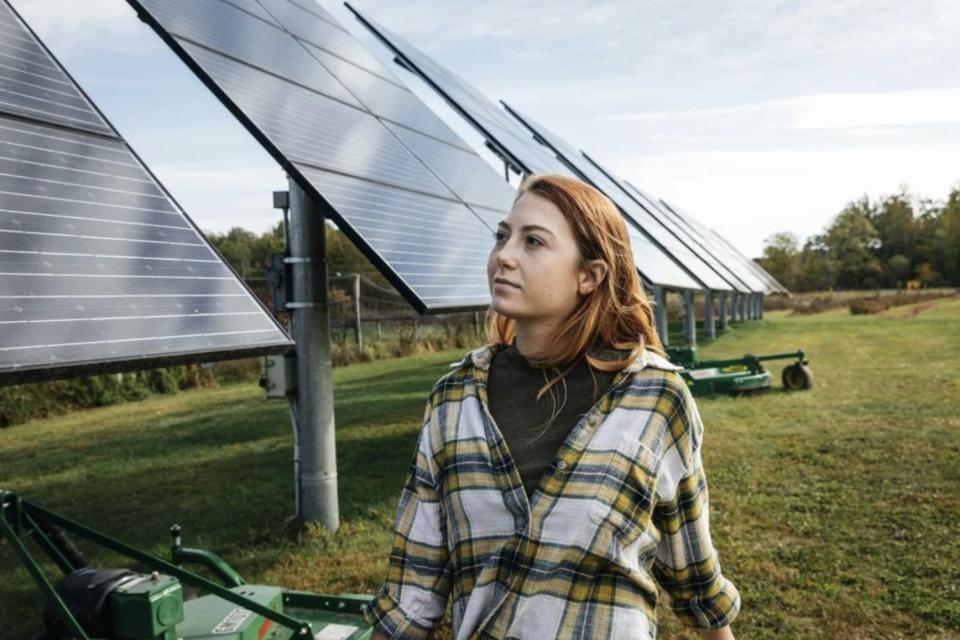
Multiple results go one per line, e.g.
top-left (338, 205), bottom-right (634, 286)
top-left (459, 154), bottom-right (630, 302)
top-left (287, 178), bottom-right (339, 530)
top-left (704, 290), bottom-right (715, 339)
top-left (682, 290), bottom-right (696, 346)
top-left (718, 291), bottom-right (728, 330)
top-left (653, 286), bottom-right (668, 346)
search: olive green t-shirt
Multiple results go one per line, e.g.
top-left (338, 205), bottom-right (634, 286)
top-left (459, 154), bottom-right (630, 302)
top-left (488, 342), bottom-right (623, 500)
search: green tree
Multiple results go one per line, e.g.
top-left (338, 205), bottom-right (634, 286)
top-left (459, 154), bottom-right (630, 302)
top-left (938, 187), bottom-right (960, 284)
top-left (871, 191), bottom-right (916, 286)
top-left (759, 232), bottom-right (800, 290)
top-left (795, 236), bottom-right (836, 291)
top-left (887, 254), bottom-right (911, 290)
top-left (822, 199), bottom-right (883, 289)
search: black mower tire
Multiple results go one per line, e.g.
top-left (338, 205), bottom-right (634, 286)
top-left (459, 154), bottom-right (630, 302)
top-left (782, 363), bottom-right (814, 391)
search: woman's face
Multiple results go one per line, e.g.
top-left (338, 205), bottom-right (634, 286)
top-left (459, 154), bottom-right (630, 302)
top-left (487, 192), bottom-right (589, 323)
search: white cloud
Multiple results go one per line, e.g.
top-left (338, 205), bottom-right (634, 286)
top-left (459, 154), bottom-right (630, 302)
top-left (607, 88), bottom-right (960, 131)
top-left (13, 0), bottom-right (155, 55)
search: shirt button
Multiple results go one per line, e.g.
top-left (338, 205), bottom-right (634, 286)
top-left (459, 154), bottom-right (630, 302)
top-left (557, 460), bottom-right (568, 470)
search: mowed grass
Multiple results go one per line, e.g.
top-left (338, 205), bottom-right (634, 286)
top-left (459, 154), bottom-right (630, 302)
top-left (1, 298), bottom-right (959, 639)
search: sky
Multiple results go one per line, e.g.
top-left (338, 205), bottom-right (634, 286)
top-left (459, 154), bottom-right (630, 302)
top-left (13, 0), bottom-right (960, 258)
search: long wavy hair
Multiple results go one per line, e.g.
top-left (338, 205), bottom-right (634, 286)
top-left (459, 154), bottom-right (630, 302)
top-left (486, 174), bottom-right (664, 405)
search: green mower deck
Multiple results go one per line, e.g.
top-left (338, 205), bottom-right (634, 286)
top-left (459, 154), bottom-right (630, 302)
top-left (667, 346), bottom-right (812, 396)
top-left (0, 490), bottom-right (374, 640)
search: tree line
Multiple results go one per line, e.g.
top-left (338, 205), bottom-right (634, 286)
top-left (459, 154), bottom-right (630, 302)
top-left (757, 186), bottom-right (960, 291)
top-left (205, 221), bottom-right (390, 291)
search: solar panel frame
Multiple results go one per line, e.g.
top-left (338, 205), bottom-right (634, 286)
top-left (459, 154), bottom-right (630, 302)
top-left (348, 6), bottom-right (709, 293)
top-left (128, 0), bottom-right (516, 314)
top-left (0, 0), bottom-right (293, 385)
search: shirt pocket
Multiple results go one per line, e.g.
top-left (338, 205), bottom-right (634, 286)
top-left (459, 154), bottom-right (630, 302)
top-left (587, 432), bottom-right (660, 543)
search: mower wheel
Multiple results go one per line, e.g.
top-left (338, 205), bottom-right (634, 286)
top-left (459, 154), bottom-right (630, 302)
top-left (782, 363), bottom-right (813, 390)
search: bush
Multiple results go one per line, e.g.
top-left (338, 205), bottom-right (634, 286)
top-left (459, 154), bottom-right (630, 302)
top-left (848, 291), bottom-right (956, 315)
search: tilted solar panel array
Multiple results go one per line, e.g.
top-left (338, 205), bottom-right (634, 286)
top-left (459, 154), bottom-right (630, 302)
top-left (657, 198), bottom-right (787, 295)
top-left (349, 7), bottom-right (706, 293)
top-left (502, 103), bottom-right (739, 293)
top-left (582, 153), bottom-right (763, 293)
top-left (351, 5), bottom-right (792, 298)
top-left (616, 180), bottom-right (770, 293)
top-left (128, 0), bottom-right (519, 313)
top-left (0, 0), bottom-right (292, 385)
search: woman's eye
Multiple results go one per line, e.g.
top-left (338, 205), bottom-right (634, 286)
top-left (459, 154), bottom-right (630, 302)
top-left (525, 235), bottom-right (543, 247)
top-left (493, 231), bottom-right (507, 243)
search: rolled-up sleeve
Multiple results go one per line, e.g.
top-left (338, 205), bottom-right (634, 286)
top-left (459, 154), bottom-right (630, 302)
top-left (651, 382), bottom-right (741, 629)
top-left (363, 402), bottom-right (452, 639)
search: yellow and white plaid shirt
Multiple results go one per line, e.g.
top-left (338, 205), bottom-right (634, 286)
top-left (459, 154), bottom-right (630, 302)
top-left (364, 343), bottom-right (740, 639)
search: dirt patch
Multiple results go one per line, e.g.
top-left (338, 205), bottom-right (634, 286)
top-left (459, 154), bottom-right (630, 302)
top-left (881, 299), bottom-right (946, 319)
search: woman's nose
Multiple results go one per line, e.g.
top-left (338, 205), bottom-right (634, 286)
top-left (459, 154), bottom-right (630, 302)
top-left (495, 244), bottom-right (518, 268)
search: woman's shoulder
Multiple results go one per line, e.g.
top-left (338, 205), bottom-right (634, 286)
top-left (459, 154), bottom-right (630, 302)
top-left (620, 348), bottom-right (691, 399)
top-left (427, 343), bottom-right (504, 400)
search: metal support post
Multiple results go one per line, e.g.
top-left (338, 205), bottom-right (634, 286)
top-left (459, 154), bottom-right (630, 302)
top-left (738, 293), bottom-right (746, 322)
top-left (682, 290), bottom-right (696, 346)
top-left (353, 274), bottom-right (362, 349)
top-left (653, 286), bottom-right (668, 346)
top-left (718, 291), bottom-right (728, 330)
top-left (759, 294), bottom-right (765, 319)
top-left (287, 178), bottom-right (339, 530)
top-left (704, 290), bottom-right (715, 339)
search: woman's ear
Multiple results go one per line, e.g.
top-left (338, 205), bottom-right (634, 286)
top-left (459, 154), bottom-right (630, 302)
top-left (578, 259), bottom-right (609, 295)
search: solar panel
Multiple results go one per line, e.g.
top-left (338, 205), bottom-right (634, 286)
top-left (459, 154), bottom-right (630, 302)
top-left (0, 0), bottom-right (292, 385)
top-left (618, 181), bottom-right (770, 294)
top-left (502, 103), bottom-right (736, 293)
top-left (581, 154), bottom-right (760, 294)
top-left (654, 197), bottom-right (787, 294)
top-left (128, 0), bottom-right (518, 313)
top-left (346, 5), bottom-right (568, 177)
top-left (348, 7), bottom-right (705, 293)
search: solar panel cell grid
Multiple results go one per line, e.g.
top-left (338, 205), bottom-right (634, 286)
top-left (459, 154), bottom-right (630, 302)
top-left (0, 1), bottom-right (113, 136)
top-left (0, 0), bottom-right (290, 384)
top-left (130, 0), bottom-right (517, 311)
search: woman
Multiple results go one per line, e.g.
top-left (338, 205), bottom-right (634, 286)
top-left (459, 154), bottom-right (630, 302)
top-left (365, 175), bottom-right (740, 639)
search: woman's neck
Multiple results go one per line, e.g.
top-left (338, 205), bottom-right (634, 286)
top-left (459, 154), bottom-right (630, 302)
top-left (513, 319), bottom-right (560, 360)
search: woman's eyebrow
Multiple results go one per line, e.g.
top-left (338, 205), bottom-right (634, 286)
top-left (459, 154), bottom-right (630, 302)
top-left (496, 221), bottom-right (556, 238)
top-left (520, 224), bottom-right (555, 238)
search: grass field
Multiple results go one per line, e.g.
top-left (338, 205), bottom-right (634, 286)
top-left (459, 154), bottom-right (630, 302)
top-left (1, 297), bottom-right (959, 639)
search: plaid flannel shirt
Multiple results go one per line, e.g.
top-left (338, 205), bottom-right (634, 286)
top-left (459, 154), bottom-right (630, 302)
top-left (364, 343), bottom-right (740, 639)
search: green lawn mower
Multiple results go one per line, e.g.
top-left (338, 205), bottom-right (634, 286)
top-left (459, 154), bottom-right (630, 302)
top-left (0, 490), bottom-right (374, 640)
top-left (667, 346), bottom-right (813, 396)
